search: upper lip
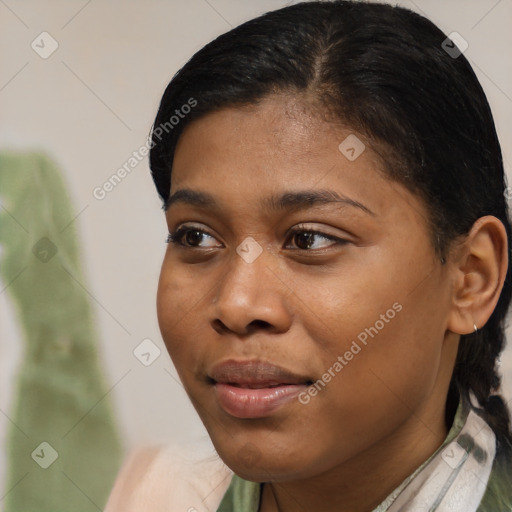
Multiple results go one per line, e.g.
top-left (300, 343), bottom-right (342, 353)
top-left (209, 359), bottom-right (312, 388)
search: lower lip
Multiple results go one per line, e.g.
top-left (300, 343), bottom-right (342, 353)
top-left (214, 382), bottom-right (308, 418)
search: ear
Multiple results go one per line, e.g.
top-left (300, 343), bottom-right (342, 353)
top-left (447, 215), bottom-right (508, 335)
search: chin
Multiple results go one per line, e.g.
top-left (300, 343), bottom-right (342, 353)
top-left (213, 439), bottom-right (323, 483)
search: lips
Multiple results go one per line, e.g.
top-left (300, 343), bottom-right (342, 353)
top-left (209, 359), bottom-right (312, 418)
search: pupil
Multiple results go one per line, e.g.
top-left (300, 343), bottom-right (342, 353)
top-left (186, 230), bottom-right (202, 245)
top-left (297, 232), bottom-right (314, 249)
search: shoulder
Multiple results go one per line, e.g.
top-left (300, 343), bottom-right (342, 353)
top-left (105, 443), bottom-right (233, 512)
top-left (478, 438), bottom-right (512, 511)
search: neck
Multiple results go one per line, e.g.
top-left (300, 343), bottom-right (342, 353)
top-left (260, 396), bottom-right (451, 512)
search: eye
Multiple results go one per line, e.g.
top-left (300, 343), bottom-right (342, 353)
top-left (166, 224), bottom-right (348, 251)
top-left (285, 224), bottom-right (348, 251)
top-left (166, 225), bottom-right (221, 248)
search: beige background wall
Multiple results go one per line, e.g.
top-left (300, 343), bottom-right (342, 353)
top-left (1, 0), bottom-right (511, 505)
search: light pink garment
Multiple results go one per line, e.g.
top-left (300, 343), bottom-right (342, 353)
top-left (105, 444), bottom-right (233, 512)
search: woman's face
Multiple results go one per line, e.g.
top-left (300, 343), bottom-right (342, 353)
top-left (157, 94), bottom-right (458, 481)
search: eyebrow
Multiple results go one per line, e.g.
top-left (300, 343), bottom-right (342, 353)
top-left (163, 188), bottom-right (375, 216)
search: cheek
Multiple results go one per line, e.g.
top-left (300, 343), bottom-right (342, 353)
top-left (290, 259), bottom-right (402, 359)
top-left (304, 254), bottom-right (445, 414)
top-left (156, 259), bottom-right (204, 369)
top-left (317, 285), bottom-right (445, 436)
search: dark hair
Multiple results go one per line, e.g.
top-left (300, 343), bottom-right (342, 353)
top-left (149, 0), bottom-right (512, 453)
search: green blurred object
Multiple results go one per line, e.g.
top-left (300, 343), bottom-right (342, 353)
top-left (0, 152), bottom-right (123, 511)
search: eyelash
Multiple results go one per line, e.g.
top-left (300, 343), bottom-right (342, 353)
top-left (165, 224), bottom-right (348, 251)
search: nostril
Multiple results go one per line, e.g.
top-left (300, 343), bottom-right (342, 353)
top-left (212, 318), bottom-right (272, 334)
top-left (212, 318), bottom-right (228, 334)
top-left (248, 319), bottom-right (272, 330)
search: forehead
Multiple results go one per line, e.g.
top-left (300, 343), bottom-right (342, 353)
top-left (173, 96), bottom-right (327, 178)
top-left (169, 94), bottom-right (427, 226)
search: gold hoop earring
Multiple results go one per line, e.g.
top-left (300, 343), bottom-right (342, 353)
top-left (473, 323), bottom-right (478, 334)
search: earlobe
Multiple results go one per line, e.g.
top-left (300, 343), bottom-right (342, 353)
top-left (446, 215), bottom-right (508, 335)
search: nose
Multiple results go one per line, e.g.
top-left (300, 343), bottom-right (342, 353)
top-left (211, 246), bottom-right (292, 336)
